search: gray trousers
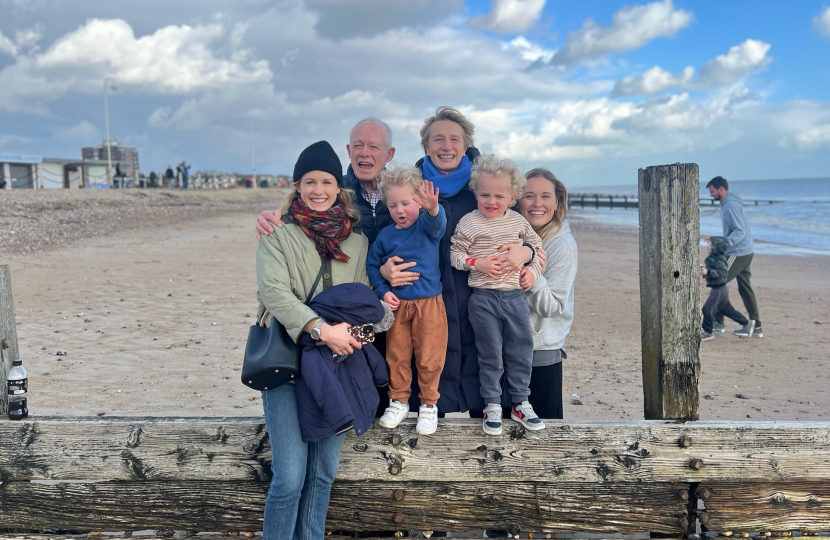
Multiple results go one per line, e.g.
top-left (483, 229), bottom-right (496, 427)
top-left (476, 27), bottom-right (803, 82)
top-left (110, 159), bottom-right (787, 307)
top-left (468, 288), bottom-right (534, 405)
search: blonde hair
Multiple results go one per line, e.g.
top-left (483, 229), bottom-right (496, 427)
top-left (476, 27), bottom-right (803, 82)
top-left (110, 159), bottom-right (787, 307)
top-left (377, 164), bottom-right (424, 202)
top-left (281, 180), bottom-right (362, 229)
top-left (524, 168), bottom-right (568, 240)
top-left (420, 106), bottom-right (475, 153)
top-left (469, 154), bottom-right (525, 198)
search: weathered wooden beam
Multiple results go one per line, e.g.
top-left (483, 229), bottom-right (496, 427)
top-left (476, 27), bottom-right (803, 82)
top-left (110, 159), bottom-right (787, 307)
top-left (696, 482), bottom-right (830, 532)
top-left (638, 164), bottom-right (701, 420)
top-left (2, 418), bottom-right (830, 483)
top-left (0, 266), bottom-right (21, 417)
top-left (0, 480), bottom-right (690, 533)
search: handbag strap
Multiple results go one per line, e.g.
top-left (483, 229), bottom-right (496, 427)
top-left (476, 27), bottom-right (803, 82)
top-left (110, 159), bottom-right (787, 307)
top-left (258, 258), bottom-right (328, 328)
top-left (304, 258), bottom-right (328, 304)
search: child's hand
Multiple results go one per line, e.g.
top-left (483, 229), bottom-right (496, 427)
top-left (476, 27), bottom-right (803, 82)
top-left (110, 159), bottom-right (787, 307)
top-left (474, 256), bottom-right (504, 279)
top-left (700, 267), bottom-right (708, 278)
top-left (383, 291), bottom-right (401, 311)
top-left (519, 268), bottom-right (534, 291)
top-left (413, 180), bottom-right (440, 216)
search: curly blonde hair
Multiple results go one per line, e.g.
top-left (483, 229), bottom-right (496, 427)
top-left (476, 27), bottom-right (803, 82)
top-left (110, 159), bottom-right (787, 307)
top-left (469, 154), bottom-right (525, 198)
top-left (377, 164), bottom-right (424, 202)
top-left (420, 106), bottom-right (475, 153)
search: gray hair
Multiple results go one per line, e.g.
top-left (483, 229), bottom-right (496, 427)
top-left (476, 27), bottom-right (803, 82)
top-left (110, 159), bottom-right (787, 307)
top-left (420, 106), bottom-right (475, 152)
top-left (350, 117), bottom-right (394, 151)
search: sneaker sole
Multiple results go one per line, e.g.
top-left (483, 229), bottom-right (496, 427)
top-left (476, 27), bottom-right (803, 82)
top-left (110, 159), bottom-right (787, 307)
top-left (483, 424), bottom-right (503, 435)
top-left (378, 414), bottom-right (409, 429)
top-left (701, 336), bottom-right (714, 341)
top-left (511, 413), bottom-right (546, 430)
top-left (416, 424), bottom-right (437, 435)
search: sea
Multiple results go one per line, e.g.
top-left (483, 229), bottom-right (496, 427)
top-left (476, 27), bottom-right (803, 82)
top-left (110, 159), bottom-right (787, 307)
top-left (568, 177), bottom-right (830, 257)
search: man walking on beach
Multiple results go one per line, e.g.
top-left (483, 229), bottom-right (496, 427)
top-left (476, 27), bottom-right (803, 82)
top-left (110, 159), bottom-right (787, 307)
top-left (706, 176), bottom-right (763, 337)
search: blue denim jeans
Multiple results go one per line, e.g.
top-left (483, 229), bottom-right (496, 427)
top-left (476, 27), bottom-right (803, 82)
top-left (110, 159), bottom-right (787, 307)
top-left (262, 383), bottom-right (344, 540)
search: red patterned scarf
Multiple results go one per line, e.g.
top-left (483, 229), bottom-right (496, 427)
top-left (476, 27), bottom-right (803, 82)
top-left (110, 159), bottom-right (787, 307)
top-left (289, 199), bottom-right (352, 262)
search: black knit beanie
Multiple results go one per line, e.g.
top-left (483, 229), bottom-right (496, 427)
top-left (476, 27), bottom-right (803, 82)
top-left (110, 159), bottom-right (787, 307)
top-left (292, 140), bottom-right (343, 186)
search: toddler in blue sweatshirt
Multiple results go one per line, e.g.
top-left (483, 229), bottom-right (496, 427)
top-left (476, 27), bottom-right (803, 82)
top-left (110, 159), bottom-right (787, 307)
top-left (367, 165), bottom-right (447, 436)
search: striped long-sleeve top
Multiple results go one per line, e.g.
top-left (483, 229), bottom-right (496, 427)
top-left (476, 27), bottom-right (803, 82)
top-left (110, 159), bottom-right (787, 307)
top-left (450, 209), bottom-right (544, 290)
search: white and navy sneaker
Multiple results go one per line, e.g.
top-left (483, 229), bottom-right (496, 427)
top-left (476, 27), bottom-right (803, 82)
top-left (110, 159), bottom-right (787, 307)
top-left (378, 400), bottom-right (409, 429)
top-left (712, 321), bottom-right (726, 333)
top-left (416, 404), bottom-right (438, 435)
top-left (511, 401), bottom-right (545, 431)
top-left (482, 403), bottom-right (503, 435)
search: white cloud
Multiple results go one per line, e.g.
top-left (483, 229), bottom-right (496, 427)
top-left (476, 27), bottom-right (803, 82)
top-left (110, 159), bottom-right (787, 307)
top-left (471, 0), bottom-right (546, 34)
top-left (613, 39), bottom-right (771, 96)
top-left (548, 0), bottom-right (693, 65)
top-left (794, 124), bottom-right (830, 148)
top-left (502, 36), bottom-right (554, 63)
top-left (613, 65), bottom-right (694, 96)
top-left (698, 39), bottom-right (771, 87)
top-left (0, 31), bottom-right (16, 56)
top-left (36, 19), bottom-right (271, 93)
top-left (813, 6), bottom-right (830, 37)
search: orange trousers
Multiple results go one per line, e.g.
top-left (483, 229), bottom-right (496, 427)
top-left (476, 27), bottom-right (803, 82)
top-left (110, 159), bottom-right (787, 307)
top-left (385, 294), bottom-right (448, 405)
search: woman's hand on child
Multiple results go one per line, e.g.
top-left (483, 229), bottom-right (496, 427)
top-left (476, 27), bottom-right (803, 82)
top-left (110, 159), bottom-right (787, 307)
top-left (413, 180), bottom-right (440, 216)
top-left (255, 210), bottom-right (283, 241)
top-left (381, 256), bottom-right (420, 287)
top-left (700, 267), bottom-right (708, 278)
top-left (383, 291), bottom-right (401, 311)
top-left (496, 243), bottom-right (534, 282)
top-left (320, 322), bottom-right (362, 356)
top-left (474, 255), bottom-right (505, 279)
top-left (519, 269), bottom-right (535, 291)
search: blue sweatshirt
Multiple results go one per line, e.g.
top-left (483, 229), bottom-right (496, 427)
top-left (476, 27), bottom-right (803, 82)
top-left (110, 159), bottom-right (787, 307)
top-left (719, 193), bottom-right (754, 257)
top-left (367, 205), bottom-right (446, 300)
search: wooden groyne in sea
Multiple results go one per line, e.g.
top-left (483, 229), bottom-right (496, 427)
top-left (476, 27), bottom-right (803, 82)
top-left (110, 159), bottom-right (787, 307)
top-left (569, 192), bottom-right (783, 209)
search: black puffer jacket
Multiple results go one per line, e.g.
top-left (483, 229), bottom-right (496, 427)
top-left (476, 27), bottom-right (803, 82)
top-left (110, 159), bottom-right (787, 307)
top-left (705, 236), bottom-right (730, 288)
top-left (343, 165), bottom-right (392, 245)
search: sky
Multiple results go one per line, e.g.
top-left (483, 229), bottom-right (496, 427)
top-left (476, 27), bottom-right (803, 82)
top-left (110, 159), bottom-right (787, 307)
top-left (1, 0), bottom-right (829, 187)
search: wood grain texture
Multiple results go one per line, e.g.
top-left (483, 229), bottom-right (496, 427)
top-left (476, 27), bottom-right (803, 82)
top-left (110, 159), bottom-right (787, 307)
top-left (2, 418), bottom-right (830, 483)
top-left (638, 164), bottom-right (701, 420)
top-left (0, 480), bottom-right (689, 533)
top-left (0, 265), bottom-right (22, 416)
top-left (698, 482), bottom-right (830, 532)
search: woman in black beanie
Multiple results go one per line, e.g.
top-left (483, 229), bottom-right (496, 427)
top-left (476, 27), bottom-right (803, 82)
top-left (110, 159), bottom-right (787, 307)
top-left (255, 140), bottom-right (370, 539)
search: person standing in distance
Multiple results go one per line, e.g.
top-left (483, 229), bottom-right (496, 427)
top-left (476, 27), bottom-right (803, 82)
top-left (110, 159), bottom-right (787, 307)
top-left (706, 176), bottom-right (763, 337)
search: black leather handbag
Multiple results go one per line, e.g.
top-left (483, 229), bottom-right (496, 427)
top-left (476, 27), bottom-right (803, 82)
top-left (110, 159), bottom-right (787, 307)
top-left (242, 260), bottom-right (326, 391)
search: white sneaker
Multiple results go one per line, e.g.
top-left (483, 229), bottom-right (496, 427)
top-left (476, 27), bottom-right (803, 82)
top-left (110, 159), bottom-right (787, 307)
top-left (482, 403), bottom-right (503, 435)
top-left (378, 400), bottom-right (409, 429)
top-left (416, 404), bottom-right (438, 435)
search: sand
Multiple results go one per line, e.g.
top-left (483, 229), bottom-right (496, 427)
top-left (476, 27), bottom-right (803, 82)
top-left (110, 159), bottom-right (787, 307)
top-left (1, 189), bottom-right (828, 421)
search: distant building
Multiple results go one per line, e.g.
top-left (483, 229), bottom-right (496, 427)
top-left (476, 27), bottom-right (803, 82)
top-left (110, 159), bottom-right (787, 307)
top-left (81, 140), bottom-right (140, 182)
top-left (0, 153), bottom-right (108, 189)
top-left (0, 153), bottom-right (40, 189)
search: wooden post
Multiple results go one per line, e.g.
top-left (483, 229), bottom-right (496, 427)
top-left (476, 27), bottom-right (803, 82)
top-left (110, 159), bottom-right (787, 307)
top-left (638, 164), bottom-right (700, 420)
top-left (0, 265), bottom-right (21, 416)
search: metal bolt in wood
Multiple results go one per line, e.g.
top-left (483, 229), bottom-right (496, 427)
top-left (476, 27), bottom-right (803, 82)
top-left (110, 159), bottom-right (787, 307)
top-left (389, 463), bottom-right (401, 475)
top-left (678, 489), bottom-right (689, 501)
top-left (392, 512), bottom-right (404, 524)
top-left (393, 490), bottom-right (405, 501)
top-left (690, 459), bottom-right (704, 470)
top-left (679, 435), bottom-right (692, 448)
top-left (698, 512), bottom-right (710, 526)
top-left (696, 487), bottom-right (712, 500)
top-left (391, 435), bottom-right (402, 445)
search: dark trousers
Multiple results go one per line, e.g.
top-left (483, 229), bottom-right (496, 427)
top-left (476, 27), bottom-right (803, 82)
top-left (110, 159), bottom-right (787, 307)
top-left (468, 289), bottom-right (534, 405)
top-left (704, 285), bottom-right (748, 333)
top-left (528, 362), bottom-right (563, 419)
top-left (716, 253), bottom-right (761, 327)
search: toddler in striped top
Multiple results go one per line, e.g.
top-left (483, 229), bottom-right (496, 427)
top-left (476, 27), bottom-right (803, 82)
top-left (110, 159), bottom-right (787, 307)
top-left (450, 154), bottom-right (545, 435)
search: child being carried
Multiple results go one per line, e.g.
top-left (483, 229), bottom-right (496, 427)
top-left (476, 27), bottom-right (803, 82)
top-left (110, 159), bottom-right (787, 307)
top-left (367, 165), bottom-right (448, 436)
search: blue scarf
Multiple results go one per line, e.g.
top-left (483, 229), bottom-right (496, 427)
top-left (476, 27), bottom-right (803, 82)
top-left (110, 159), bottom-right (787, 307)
top-left (421, 155), bottom-right (472, 198)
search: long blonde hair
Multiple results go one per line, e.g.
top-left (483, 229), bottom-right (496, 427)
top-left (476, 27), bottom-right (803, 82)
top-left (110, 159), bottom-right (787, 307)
top-left (524, 168), bottom-right (568, 240)
top-left (281, 182), bottom-right (362, 229)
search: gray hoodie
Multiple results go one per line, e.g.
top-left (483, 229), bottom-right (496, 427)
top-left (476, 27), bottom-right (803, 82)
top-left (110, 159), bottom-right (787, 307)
top-left (525, 219), bottom-right (578, 366)
top-left (720, 193), bottom-right (754, 257)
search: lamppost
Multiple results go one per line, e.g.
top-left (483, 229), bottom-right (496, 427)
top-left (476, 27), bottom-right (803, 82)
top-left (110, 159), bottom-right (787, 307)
top-left (103, 77), bottom-right (117, 187)
top-left (250, 123), bottom-right (259, 188)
